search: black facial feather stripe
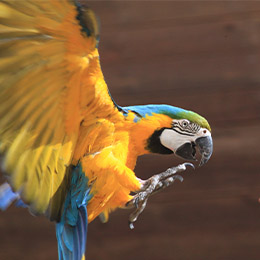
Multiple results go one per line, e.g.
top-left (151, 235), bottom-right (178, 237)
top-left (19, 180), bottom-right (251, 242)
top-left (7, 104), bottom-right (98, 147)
top-left (173, 125), bottom-right (195, 134)
top-left (172, 121), bottom-right (200, 135)
top-left (189, 123), bottom-right (200, 132)
top-left (172, 128), bottom-right (195, 137)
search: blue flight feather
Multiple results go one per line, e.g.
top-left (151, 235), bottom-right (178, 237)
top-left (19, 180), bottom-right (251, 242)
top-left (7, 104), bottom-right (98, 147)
top-left (0, 183), bottom-right (20, 210)
top-left (0, 164), bottom-right (92, 260)
top-left (15, 198), bottom-right (27, 208)
top-left (56, 164), bottom-right (92, 260)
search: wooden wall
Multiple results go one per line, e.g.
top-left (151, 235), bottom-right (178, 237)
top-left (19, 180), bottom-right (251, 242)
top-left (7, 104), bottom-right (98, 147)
top-left (1, 1), bottom-right (260, 260)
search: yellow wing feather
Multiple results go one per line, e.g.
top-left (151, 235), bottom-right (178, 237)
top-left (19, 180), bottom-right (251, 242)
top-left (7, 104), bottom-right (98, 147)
top-left (0, 0), bottom-right (118, 220)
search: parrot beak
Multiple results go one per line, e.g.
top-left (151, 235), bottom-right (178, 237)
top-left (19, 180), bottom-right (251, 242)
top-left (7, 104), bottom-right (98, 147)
top-left (195, 136), bottom-right (213, 166)
top-left (175, 142), bottom-right (197, 161)
top-left (175, 136), bottom-right (213, 167)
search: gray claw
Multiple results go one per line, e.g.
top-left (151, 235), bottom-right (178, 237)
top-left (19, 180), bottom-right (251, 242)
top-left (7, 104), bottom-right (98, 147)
top-left (127, 162), bottom-right (193, 228)
top-left (183, 162), bottom-right (195, 170)
top-left (175, 175), bottom-right (184, 182)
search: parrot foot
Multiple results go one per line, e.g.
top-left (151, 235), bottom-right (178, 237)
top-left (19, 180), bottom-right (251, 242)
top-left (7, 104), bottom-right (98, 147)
top-left (126, 162), bottom-right (194, 229)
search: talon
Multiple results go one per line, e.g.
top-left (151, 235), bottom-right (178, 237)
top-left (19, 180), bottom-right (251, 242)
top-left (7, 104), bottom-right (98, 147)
top-left (128, 162), bottom-right (192, 227)
top-left (175, 175), bottom-right (184, 182)
top-left (183, 162), bottom-right (195, 170)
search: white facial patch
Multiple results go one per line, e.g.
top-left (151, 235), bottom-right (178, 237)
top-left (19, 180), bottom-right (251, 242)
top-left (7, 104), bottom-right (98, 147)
top-left (160, 127), bottom-right (211, 152)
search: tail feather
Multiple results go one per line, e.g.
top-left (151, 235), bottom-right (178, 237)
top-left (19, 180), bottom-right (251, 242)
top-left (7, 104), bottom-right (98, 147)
top-left (75, 207), bottom-right (87, 258)
top-left (56, 206), bottom-right (87, 260)
top-left (56, 164), bottom-right (92, 260)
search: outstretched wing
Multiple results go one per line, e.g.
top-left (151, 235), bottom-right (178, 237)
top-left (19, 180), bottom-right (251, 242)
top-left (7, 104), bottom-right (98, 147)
top-left (0, 0), bottom-right (119, 220)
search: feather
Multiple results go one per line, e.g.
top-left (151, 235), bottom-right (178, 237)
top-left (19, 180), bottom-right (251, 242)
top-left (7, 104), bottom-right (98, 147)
top-left (56, 164), bottom-right (91, 260)
top-left (0, 0), bottom-right (120, 221)
top-left (0, 183), bottom-right (19, 210)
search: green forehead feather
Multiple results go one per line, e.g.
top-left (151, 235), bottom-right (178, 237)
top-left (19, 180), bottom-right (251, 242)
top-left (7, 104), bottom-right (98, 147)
top-left (172, 110), bottom-right (211, 131)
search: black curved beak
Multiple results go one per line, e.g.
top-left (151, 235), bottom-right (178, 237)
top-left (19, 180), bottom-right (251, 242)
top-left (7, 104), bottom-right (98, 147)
top-left (195, 136), bottom-right (213, 166)
top-left (175, 136), bottom-right (213, 167)
top-left (175, 142), bottom-right (197, 161)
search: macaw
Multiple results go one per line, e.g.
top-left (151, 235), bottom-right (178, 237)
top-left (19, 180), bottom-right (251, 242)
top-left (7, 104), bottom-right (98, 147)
top-left (0, 1), bottom-right (213, 260)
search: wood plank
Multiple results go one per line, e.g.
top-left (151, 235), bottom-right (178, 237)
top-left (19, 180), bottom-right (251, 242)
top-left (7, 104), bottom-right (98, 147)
top-left (99, 19), bottom-right (260, 62)
top-left (90, 1), bottom-right (260, 28)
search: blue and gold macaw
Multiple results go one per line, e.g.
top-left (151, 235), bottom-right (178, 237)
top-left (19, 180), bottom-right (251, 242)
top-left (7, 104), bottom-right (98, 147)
top-left (0, 1), bottom-right (213, 259)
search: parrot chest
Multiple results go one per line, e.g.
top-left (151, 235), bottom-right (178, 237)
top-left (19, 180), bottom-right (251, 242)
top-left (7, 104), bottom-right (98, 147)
top-left (75, 120), bottom-right (141, 222)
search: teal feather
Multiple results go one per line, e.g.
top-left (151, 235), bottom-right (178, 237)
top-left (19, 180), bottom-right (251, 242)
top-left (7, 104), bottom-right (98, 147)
top-left (56, 164), bottom-right (92, 260)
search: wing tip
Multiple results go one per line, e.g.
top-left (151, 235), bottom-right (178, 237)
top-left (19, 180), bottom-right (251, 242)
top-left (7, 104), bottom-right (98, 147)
top-left (0, 182), bottom-right (19, 210)
top-left (73, 0), bottom-right (100, 46)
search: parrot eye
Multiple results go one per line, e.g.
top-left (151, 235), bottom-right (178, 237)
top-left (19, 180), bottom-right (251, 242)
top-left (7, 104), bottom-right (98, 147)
top-left (181, 120), bottom-right (189, 128)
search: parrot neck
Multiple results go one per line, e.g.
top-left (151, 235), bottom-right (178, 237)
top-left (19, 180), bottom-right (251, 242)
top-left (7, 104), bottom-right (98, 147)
top-left (126, 111), bottom-right (173, 158)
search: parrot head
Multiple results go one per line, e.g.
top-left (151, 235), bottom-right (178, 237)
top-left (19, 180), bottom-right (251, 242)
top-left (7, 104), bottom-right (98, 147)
top-left (149, 118), bottom-right (213, 166)
top-left (126, 105), bottom-right (213, 166)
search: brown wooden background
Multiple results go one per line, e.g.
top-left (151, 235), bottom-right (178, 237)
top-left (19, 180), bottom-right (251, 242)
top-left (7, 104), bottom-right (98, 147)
top-left (1, 1), bottom-right (260, 259)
